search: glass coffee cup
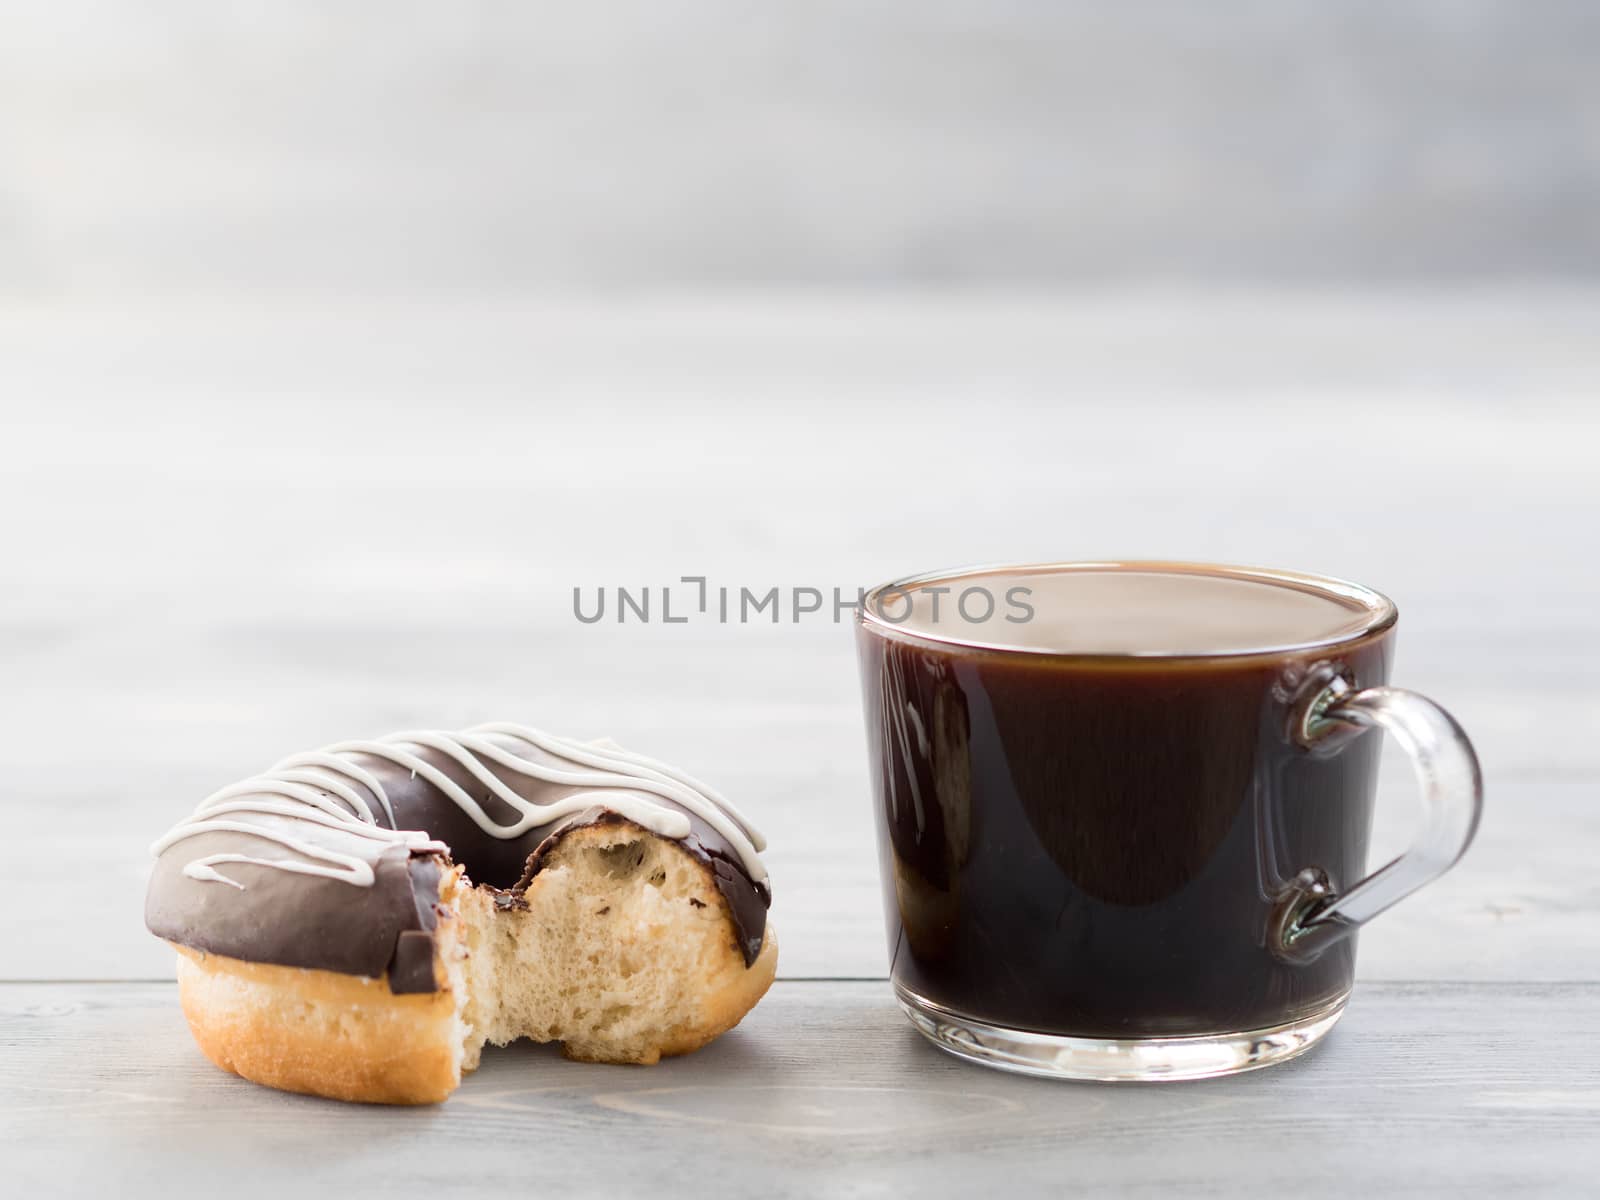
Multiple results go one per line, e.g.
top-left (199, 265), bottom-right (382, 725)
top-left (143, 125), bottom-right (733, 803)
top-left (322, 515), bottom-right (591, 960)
top-left (855, 562), bottom-right (1481, 1080)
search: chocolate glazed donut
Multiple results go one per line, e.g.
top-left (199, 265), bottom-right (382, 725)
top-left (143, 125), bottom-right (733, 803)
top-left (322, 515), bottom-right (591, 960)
top-left (146, 724), bottom-right (777, 1104)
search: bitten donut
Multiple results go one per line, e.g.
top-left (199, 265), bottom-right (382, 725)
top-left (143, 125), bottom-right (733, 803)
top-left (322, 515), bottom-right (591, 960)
top-left (145, 723), bottom-right (776, 1104)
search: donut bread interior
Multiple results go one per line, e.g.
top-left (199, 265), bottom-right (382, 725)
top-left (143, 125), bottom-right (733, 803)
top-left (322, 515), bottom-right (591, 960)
top-left (448, 821), bottom-right (775, 1069)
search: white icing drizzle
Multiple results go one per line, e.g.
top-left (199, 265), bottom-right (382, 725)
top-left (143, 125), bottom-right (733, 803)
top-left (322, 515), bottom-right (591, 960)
top-left (151, 723), bottom-right (768, 892)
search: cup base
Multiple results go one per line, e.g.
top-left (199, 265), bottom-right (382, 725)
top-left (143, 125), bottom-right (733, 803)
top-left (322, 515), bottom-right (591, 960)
top-left (895, 984), bottom-right (1348, 1082)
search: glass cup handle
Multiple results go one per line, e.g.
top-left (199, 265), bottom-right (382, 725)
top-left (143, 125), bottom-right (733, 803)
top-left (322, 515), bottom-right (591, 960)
top-left (1272, 674), bottom-right (1484, 965)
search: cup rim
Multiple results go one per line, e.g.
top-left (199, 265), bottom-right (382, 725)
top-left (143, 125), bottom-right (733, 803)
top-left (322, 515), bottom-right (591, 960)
top-left (856, 560), bottom-right (1399, 661)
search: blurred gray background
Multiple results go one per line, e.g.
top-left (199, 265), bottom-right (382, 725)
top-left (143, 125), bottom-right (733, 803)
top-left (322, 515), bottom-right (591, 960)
top-left (3, 0), bottom-right (1597, 985)
top-left (2, 0), bottom-right (1598, 294)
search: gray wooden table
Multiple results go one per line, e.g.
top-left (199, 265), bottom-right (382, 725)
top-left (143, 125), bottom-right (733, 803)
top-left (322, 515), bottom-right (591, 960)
top-left (2, 292), bottom-right (1597, 1196)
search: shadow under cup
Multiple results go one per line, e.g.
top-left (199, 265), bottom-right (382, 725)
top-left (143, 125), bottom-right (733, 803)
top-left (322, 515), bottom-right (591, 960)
top-left (855, 562), bottom-right (1480, 1081)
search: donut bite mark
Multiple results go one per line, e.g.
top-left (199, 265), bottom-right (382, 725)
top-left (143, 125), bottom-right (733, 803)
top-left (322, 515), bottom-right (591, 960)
top-left (454, 822), bottom-right (778, 1069)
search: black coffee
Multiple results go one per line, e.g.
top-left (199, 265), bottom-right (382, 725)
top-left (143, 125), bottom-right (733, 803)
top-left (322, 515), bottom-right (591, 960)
top-left (857, 564), bottom-right (1394, 1037)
